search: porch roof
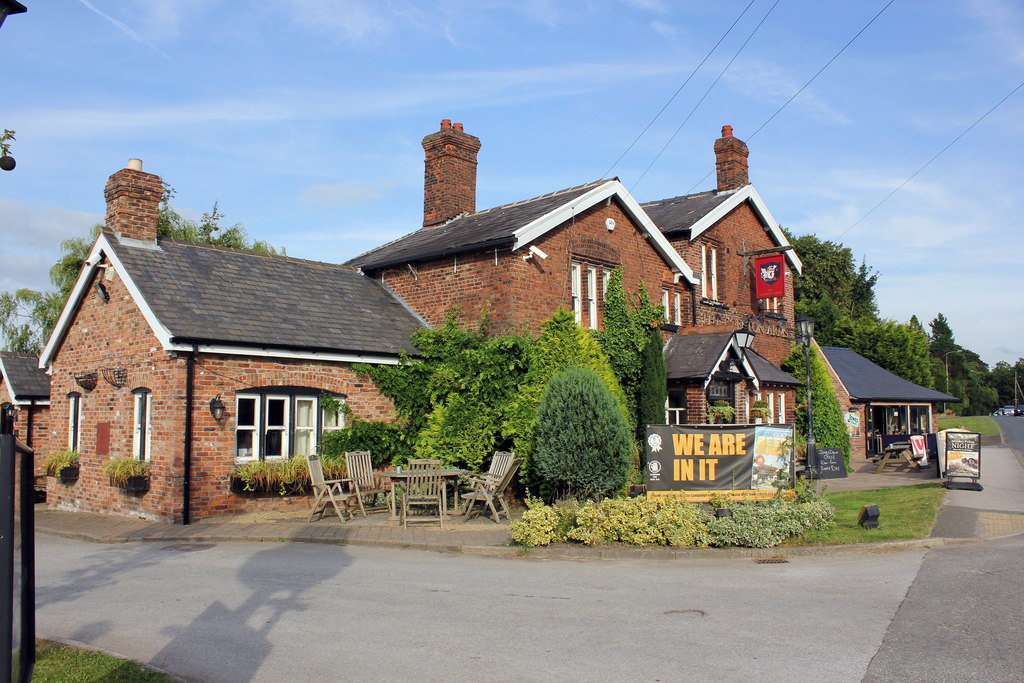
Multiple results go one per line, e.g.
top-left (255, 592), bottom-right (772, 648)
top-left (819, 346), bottom-right (959, 403)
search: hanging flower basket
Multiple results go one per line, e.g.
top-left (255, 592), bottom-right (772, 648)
top-left (121, 475), bottom-right (150, 493)
top-left (101, 366), bottom-right (129, 388)
top-left (74, 372), bottom-right (97, 391)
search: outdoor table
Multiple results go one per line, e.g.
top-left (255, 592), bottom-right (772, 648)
top-left (873, 441), bottom-right (919, 473)
top-left (383, 468), bottom-right (469, 521)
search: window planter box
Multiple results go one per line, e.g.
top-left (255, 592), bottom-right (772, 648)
top-left (229, 476), bottom-right (308, 496)
top-left (119, 476), bottom-right (150, 493)
top-left (57, 466), bottom-right (79, 484)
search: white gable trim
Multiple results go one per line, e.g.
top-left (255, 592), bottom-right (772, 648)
top-left (687, 185), bottom-right (803, 274)
top-left (511, 180), bottom-right (698, 285)
top-left (702, 337), bottom-right (759, 391)
top-left (39, 234), bottom-right (175, 368)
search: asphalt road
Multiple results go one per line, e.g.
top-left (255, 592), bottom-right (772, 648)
top-left (32, 532), bottom-right (1019, 683)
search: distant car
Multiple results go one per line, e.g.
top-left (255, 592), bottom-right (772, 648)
top-left (995, 406), bottom-right (1015, 416)
top-left (1016, 405), bottom-right (1024, 416)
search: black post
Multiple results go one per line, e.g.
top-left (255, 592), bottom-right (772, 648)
top-left (0, 432), bottom-right (15, 682)
top-left (804, 341), bottom-right (816, 477)
top-left (17, 444), bottom-right (34, 683)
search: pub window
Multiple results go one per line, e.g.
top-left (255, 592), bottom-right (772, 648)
top-left (706, 379), bottom-right (733, 404)
top-left (571, 261), bottom-right (582, 324)
top-left (132, 388), bottom-right (152, 461)
top-left (701, 243), bottom-right (719, 301)
top-left (667, 390), bottom-right (687, 425)
top-left (67, 391), bottom-right (81, 451)
top-left (673, 291), bottom-right (682, 325)
top-left (235, 389), bottom-right (347, 462)
top-left (910, 406), bottom-right (929, 434)
top-left (586, 266), bottom-right (598, 329)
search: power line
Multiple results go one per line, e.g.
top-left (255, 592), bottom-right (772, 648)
top-left (684, 0), bottom-right (896, 194)
top-left (837, 78), bottom-right (1024, 238)
top-left (599, 0), bottom-right (758, 181)
top-left (631, 0), bottom-right (782, 193)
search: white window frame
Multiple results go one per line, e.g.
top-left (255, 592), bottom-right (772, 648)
top-left (602, 269), bottom-right (611, 302)
top-left (67, 392), bottom-right (81, 451)
top-left (571, 261), bottom-right (582, 324)
top-left (235, 391), bottom-right (347, 462)
top-left (132, 388), bottom-right (152, 461)
top-left (673, 291), bottom-right (682, 325)
top-left (263, 394), bottom-right (290, 460)
top-left (662, 288), bottom-right (670, 317)
top-left (767, 392), bottom-right (775, 425)
top-left (777, 392), bottom-right (786, 424)
top-left (586, 266), bottom-right (598, 329)
top-left (701, 243), bottom-right (719, 301)
top-left (236, 395), bottom-right (261, 461)
top-left (293, 396), bottom-right (318, 457)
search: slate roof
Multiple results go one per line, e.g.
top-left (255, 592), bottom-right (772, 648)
top-left (746, 349), bottom-right (801, 387)
top-left (348, 181), bottom-right (607, 270)
top-left (820, 346), bottom-right (959, 403)
top-left (0, 353), bottom-right (50, 400)
top-left (107, 234), bottom-right (423, 356)
top-left (641, 191), bottom-right (735, 237)
top-left (663, 332), bottom-right (734, 380)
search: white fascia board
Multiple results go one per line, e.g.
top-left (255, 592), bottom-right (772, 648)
top-left (167, 342), bottom-right (403, 366)
top-left (12, 399), bottom-right (50, 407)
top-left (687, 185), bottom-right (803, 275)
top-left (39, 234), bottom-right (176, 368)
top-left (511, 180), bottom-right (697, 285)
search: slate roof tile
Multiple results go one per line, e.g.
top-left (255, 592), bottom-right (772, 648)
top-left (641, 191), bottom-right (734, 236)
top-left (0, 353), bottom-right (50, 399)
top-left (820, 346), bottom-right (958, 403)
top-left (108, 236), bottom-right (423, 356)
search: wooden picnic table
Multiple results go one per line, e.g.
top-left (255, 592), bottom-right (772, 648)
top-left (872, 441), bottom-right (921, 473)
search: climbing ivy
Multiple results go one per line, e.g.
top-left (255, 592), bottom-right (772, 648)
top-left (782, 343), bottom-right (852, 471)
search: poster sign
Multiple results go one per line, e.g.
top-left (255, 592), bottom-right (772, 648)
top-left (645, 424), bottom-right (793, 493)
top-left (943, 431), bottom-right (980, 479)
top-left (754, 254), bottom-right (786, 299)
top-left (813, 447), bottom-right (847, 479)
top-left (844, 411), bottom-right (861, 437)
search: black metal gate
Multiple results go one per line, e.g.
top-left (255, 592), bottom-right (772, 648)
top-left (1, 404), bottom-right (35, 682)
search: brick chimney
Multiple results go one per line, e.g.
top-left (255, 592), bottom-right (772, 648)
top-left (422, 119), bottom-right (481, 228)
top-left (714, 125), bottom-right (749, 192)
top-left (104, 159), bottom-right (163, 243)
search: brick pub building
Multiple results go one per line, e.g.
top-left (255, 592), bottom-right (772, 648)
top-left (39, 123), bottom-right (803, 522)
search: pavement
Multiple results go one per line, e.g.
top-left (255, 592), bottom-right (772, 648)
top-left (34, 439), bottom-right (1024, 559)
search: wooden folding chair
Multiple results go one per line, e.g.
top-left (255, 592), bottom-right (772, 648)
top-left (462, 458), bottom-right (520, 523)
top-left (407, 458), bottom-right (442, 470)
top-left (401, 470), bottom-right (446, 528)
top-left (308, 455), bottom-right (356, 523)
top-left (344, 451), bottom-right (388, 516)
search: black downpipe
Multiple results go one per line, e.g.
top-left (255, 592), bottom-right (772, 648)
top-left (183, 348), bottom-right (195, 525)
top-left (24, 401), bottom-right (33, 449)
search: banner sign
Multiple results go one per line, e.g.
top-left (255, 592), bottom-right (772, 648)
top-left (943, 431), bottom-right (980, 480)
top-left (645, 424), bottom-right (793, 492)
top-left (754, 254), bottom-right (786, 299)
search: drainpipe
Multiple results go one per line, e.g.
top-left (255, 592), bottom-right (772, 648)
top-left (690, 289), bottom-right (698, 327)
top-left (183, 347), bottom-right (196, 525)
top-left (24, 401), bottom-right (33, 448)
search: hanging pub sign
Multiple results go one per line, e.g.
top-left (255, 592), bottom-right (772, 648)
top-left (645, 424), bottom-right (794, 502)
top-left (754, 254), bottom-right (786, 299)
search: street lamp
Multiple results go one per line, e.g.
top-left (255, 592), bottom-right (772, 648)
top-left (795, 315), bottom-right (816, 477)
top-left (941, 350), bottom-right (956, 414)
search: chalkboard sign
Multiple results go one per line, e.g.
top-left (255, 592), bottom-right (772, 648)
top-left (813, 447), bottom-right (846, 479)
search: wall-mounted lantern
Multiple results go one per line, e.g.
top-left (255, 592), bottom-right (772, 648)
top-left (209, 395), bottom-right (226, 423)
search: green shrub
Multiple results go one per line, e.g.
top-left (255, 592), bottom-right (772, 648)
top-left (511, 497), bottom-right (709, 548)
top-left (706, 497), bottom-right (836, 548)
top-left (44, 449), bottom-right (79, 476)
top-left (782, 343), bottom-right (852, 470)
top-left (534, 367), bottom-right (632, 500)
top-left (320, 418), bottom-right (409, 467)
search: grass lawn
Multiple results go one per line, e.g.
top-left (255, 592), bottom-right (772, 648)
top-left (786, 483), bottom-right (947, 546)
top-left (936, 415), bottom-right (1000, 436)
top-left (23, 640), bottom-right (176, 682)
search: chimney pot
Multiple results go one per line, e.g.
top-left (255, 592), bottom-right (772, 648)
top-left (454, 122), bottom-right (464, 132)
top-left (721, 125), bottom-right (733, 138)
top-left (127, 158), bottom-right (143, 171)
top-left (440, 119), bottom-right (452, 130)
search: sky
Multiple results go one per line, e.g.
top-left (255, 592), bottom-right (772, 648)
top-left (1, 0), bottom-right (1022, 368)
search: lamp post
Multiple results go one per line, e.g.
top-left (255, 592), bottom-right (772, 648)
top-left (941, 350), bottom-right (956, 414)
top-left (795, 315), bottom-right (815, 477)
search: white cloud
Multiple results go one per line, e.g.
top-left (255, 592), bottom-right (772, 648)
top-left (724, 59), bottom-right (851, 125)
top-left (299, 180), bottom-right (385, 206)
top-left (76, 0), bottom-right (171, 58)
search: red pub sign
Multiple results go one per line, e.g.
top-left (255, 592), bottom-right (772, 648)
top-left (754, 254), bottom-right (785, 299)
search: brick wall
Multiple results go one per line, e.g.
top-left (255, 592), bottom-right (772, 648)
top-left (45, 255), bottom-right (398, 522)
top-left (377, 200), bottom-right (685, 335)
top-left (670, 200), bottom-right (796, 366)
